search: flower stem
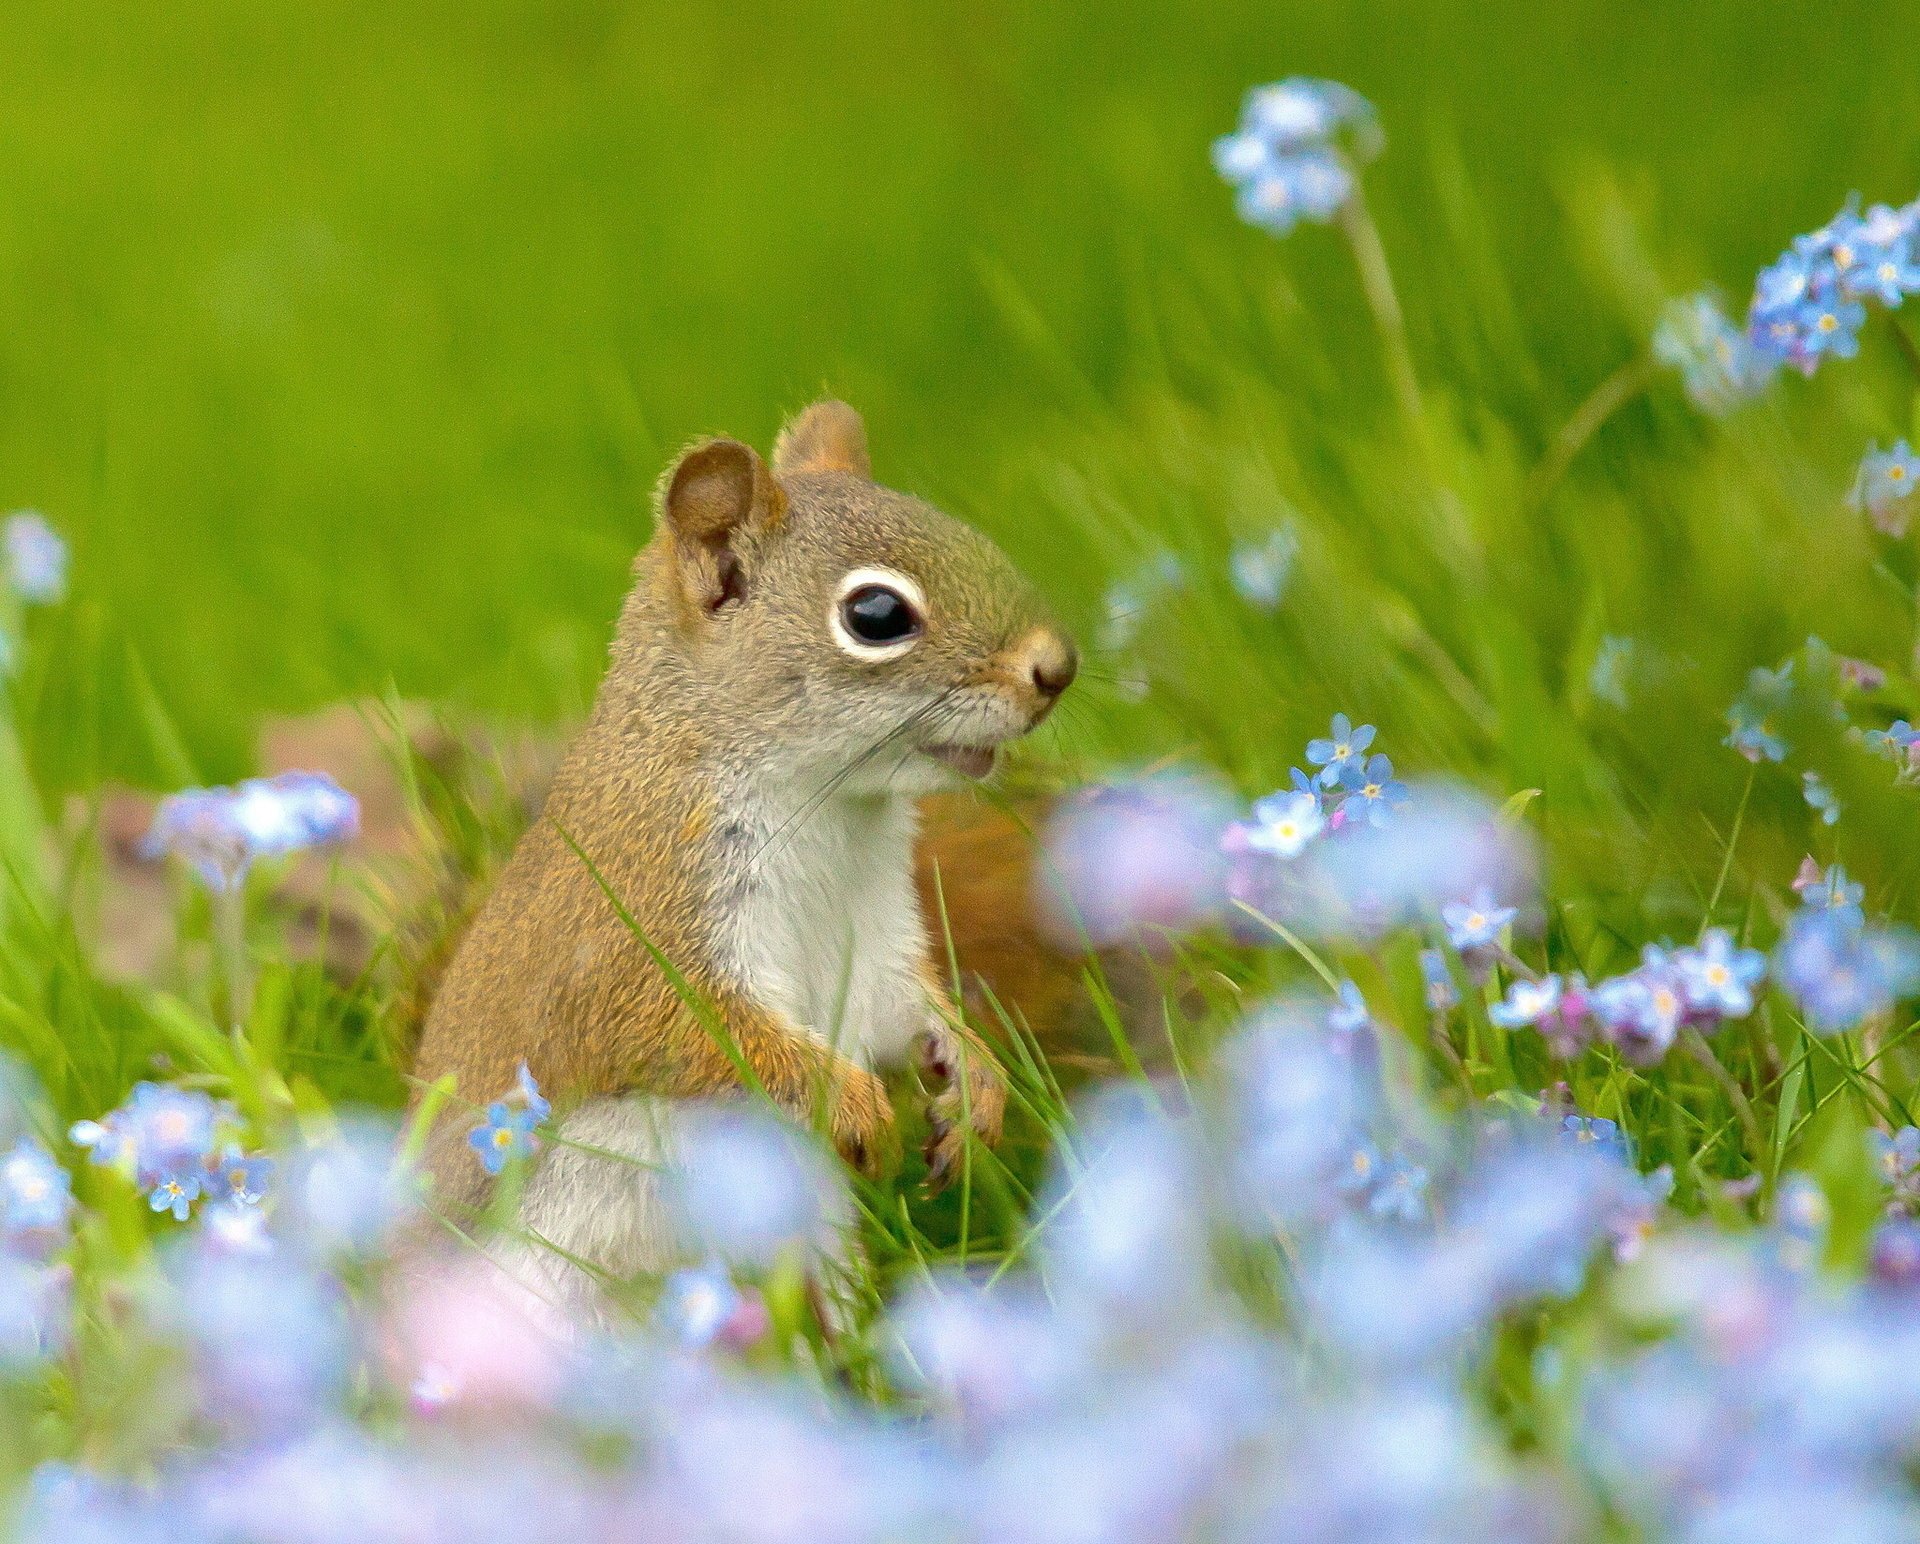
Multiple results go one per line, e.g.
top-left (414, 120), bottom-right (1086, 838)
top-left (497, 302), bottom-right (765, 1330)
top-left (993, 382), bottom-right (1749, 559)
top-left (1684, 1028), bottom-right (1762, 1164)
top-left (1334, 182), bottom-right (1428, 445)
top-left (1523, 354), bottom-right (1660, 513)
top-left (1700, 763), bottom-right (1756, 942)
top-left (213, 885), bottom-right (252, 1039)
top-left (1887, 311), bottom-right (1920, 382)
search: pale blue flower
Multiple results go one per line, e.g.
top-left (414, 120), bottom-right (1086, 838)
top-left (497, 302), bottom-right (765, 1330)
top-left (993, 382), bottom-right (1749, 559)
top-left (1214, 79), bottom-right (1379, 238)
top-left (1441, 887), bottom-right (1514, 951)
top-left (468, 1101), bottom-right (539, 1176)
top-left (1489, 974), bottom-right (1562, 1029)
top-left (1327, 979), bottom-right (1370, 1037)
top-left (1724, 702), bottom-right (1787, 763)
top-left (1306, 714), bottom-right (1375, 788)
top-left (203, 1147), bottom-right (272, 1207)
top-left (1243, 787), bottom-right (1324, 859)
top-left (1675, 928), bottom-right (1767, 1019)
top-left (1778, 906), bottom-right (1920, 1033)
top-left (1851, 440), bottom-right (1920, 534)
top-left (1652, 292), bottom-right (1776, 412)
top-left (1802, 770), bottom-right (1841, 825)
top-left (148, 1170), bottom-right (201, 1222)
top-left (1229, 526), bottom-right (1297, 610)
top-left (666, 1105), bottom-right (843, 1269)
top-left (141, 772), bottom-right (359, 893)
top-left (1419, 947), bottom-right (1458, 1011)
top-left (1337, 752), bottom-right (1408, 827)
top-left (0, 1139), bottom-right (73, 1244)
top-left (3, 512), bottom-right (66, 604)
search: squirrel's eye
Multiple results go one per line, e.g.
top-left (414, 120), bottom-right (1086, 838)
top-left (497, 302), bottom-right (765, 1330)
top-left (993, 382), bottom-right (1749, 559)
top-left (841, 584), bottom-right (919, 645)
top-left (830, 567), bottom-right (927, 660)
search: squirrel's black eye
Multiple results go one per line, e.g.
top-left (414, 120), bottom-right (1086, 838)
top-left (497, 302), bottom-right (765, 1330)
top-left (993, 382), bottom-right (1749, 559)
top-left (840, 583), bottom-right (921, 646)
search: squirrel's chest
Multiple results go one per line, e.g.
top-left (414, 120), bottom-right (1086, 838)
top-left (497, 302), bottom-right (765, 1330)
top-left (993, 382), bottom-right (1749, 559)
top-left (710, 793), bottom-right (928, 1067)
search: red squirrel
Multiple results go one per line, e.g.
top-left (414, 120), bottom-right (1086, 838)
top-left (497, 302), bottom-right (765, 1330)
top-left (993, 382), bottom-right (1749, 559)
top-left (411, 401), bottom-right (1076, 1305)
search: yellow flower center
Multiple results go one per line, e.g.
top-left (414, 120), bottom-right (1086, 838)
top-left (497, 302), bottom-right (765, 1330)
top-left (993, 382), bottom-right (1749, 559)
top-left (1817, 312), bottom-right (1840, 333)
top-left (1706, 964), bottom-right (1729, 986)
top-left (1892, 466), bottom-right (1908, 482)
top-left (492, 1128), bottom-right (515, 1149)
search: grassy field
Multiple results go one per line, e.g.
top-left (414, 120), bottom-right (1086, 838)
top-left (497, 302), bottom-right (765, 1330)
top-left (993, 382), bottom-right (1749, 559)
top-left (8, 0), bottom-right (1920, 1533)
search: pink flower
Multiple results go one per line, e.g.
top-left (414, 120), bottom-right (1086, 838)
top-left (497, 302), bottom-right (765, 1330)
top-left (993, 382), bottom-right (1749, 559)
top-left (387, 1256), bottom-right (569, 1415)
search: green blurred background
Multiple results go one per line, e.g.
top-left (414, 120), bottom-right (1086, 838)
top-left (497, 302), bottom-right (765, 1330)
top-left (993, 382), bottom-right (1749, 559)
top-left (3, 0), bottom-right (1919, 887)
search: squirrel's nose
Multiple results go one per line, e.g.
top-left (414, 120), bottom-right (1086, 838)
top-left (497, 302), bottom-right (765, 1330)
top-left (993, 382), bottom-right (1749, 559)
top-left (1025, 631), bottom-right (1078, 701)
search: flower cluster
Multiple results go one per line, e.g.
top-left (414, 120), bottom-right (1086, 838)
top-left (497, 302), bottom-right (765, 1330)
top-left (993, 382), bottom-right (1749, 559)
top-left (1484, 928), bottom-right (1766, 1065)
top-left (1212, 78), bottom-right (1380, 236)
top-left (69, 1082), bottom-right (271, 1222)
top-left (1747, 194), bottom-right (1920, 375)
top-left (142, 770), bottom-right (360, 892)
top-left (1228, 712), bottom-right (1409, 866)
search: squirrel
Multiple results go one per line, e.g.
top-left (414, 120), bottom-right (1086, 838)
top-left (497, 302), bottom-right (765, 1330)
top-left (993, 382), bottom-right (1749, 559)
top-left (411, 400), bottom-right (1076, 1304)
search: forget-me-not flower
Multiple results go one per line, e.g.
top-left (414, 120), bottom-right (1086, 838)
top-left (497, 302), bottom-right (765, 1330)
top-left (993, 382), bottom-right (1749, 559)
top-left (1338, 753), bottom-right (1408, 828)
top-left (1652, 292), bottom-right (1776, 413)
top-left (1674, 929), bottom-right (1767, 1019)
top-left (1440, 888), bottom-right (1514, 952)
top-left (1243, 788), bottom-right (1324, 859)
top-left (1489, 974), bottom-right (1562, 1030)
top-left (3, 512), bottom-right (66, 604)
top-left (1850, 441), bottom-right (1920, 534)
top-left (1213, 80), bottom-right (1379, 237)
top-left (1306, 714), bottom-right (1375, 788)
top-left (1229, 527), bottom-right (1297, 611)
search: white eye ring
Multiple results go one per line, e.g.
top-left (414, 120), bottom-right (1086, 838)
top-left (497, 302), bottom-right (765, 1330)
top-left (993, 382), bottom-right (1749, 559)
top-left (830, 566), bottom-right (927, 661)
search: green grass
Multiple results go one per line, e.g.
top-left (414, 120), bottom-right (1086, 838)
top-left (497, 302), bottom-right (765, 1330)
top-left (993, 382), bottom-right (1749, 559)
top-left (4, 0), bottom-right (1920, 1357)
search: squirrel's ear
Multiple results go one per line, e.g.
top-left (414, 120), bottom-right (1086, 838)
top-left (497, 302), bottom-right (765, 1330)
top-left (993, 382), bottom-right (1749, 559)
top-left (657, 438), bottom-right (784, 611)
top-left (771, 400), bottom-right (871, 480)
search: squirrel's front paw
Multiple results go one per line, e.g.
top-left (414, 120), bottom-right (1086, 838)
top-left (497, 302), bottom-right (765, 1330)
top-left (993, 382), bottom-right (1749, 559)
top-left (825, 1058), bottom-right (897, 1179)
top-left (919, 1025), bottom-right (1008, 1192)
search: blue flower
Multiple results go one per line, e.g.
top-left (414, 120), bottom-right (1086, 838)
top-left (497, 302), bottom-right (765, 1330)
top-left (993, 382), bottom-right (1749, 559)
top-left (1590, 952), bottom-right (1687, 1064)
top-left (1306, 714), bottom-right (1375, 788)
top-left (1365, 1154), bottom-right (1430, 1224)
top-left (1440, 887), bottom-right (1514, 951)
top-left (1826, 199), bottom-right (1920, 305)
top-left (203, 1147), bottom-right (272, 1207)
top-left (1870, 1217), bottom-right (1920, 1286)
top-left (1556, 1113), bottom-right (1631, 1166)
top-left (1849, 440), bottom-right (1920, 534)
top-left (2, 512), bottom-right (66, 604)
top-left (666, 1106), bottom-right (843, 1270)
top-left (1795, 860), bottom-right (1865, 922)
top-left (1864, 718), bottom-right (1919, 764)
top-left (1872, 1123), bottom-right (1920, 1175)
top-left (514, 1062), bottom-right (552, 1123)
top-left (1214, 80), bottom-right (1379, 238)
top-left (1242, 788), bottom-right (1324, 859)
top-left (1777, 906), bottom-right (1920, 1033)
top-left (1674, 928), bottom-right (1767, 1019)
top-left (148, 1170), bottom-right (202, 1222)
top-left (1802, 770), bottom-right (1841, 826)
top-left (1337, 753), bottom-right (1408, 827)
top-left (656, 1259), bottom-right (768, 1352)
top-left (1748, 226), bottom-right (1865, 376)
top-left (1229, 527), bottom-right (1297, 611)
top-left (1327, 979), bottom-right (1370, 1038)
top-left (1652, 292), bottom-right (1776, 412)
top-left (1724, 702), bottom-right (1787, 764)
top-left (1419, 947), bottom-right (1458, 1011)
top-left (142, 772), bottom-right (360, 893)
top-left (468, 1101), bottom-right (540, 1175)
top-left (0, 1140), bottom-right (73, 1244)
top-left (1489, 974), bottom-right (1562, 1029)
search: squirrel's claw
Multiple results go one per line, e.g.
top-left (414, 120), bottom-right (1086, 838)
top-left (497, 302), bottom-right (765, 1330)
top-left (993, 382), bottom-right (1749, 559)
top-left (826, 1059), bottom-right (897, 1180)
top-left (918, 1024), bottom-right (1008, 1194)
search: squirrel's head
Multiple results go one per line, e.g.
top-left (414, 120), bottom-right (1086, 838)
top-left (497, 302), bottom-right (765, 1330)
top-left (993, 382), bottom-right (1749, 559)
top-left (635, 400), bottom-right (1075, 793)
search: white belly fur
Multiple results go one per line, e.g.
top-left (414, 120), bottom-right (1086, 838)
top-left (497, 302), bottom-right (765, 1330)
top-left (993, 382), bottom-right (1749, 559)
top-left (510, 788), bottom-right (926, 1306)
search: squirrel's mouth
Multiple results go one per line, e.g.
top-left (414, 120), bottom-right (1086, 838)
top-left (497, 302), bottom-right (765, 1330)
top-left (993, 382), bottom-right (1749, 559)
top-left (922, 742), bottom-right (997, 779)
